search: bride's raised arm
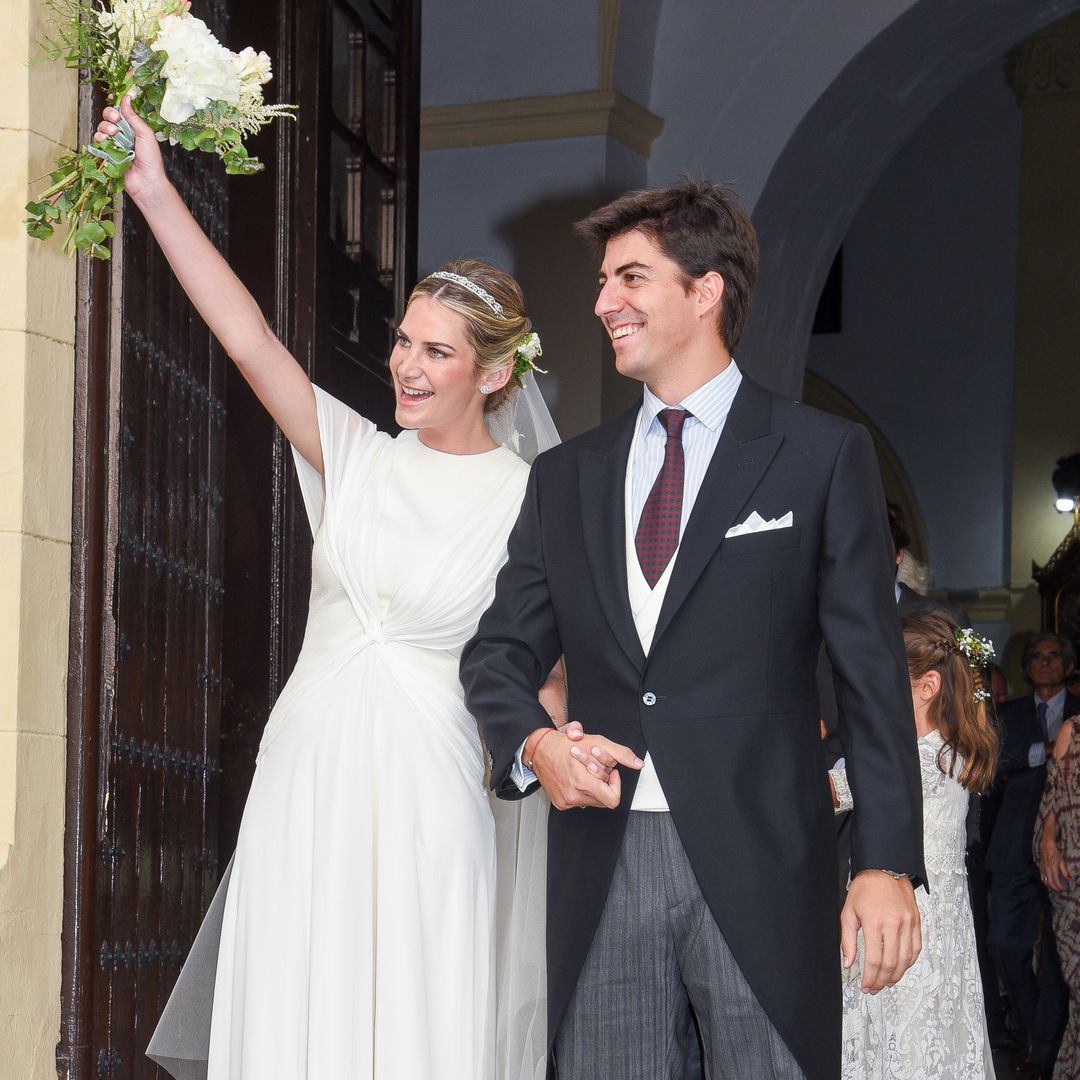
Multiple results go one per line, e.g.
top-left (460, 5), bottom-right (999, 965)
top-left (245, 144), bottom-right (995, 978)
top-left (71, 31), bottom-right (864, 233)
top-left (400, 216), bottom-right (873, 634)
top-left (96, 96), bottom-right (323, 472)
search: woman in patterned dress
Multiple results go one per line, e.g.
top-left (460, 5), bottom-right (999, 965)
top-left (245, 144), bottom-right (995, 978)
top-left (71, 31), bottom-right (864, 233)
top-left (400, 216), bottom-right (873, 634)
top-left (1036, 713), bottom-right (1080, 1079)
top-left (830, 611), bottom-right (998, 1079)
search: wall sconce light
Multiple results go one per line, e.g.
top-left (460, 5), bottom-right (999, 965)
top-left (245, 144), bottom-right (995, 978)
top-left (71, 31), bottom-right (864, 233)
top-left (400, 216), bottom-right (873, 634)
top-left (1053, 453), bottom-right (1080, 514)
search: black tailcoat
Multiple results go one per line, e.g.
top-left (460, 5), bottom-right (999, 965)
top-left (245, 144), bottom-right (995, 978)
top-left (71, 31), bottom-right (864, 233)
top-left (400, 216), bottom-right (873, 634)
top-left (461, 377), bottom-right (926, 1080)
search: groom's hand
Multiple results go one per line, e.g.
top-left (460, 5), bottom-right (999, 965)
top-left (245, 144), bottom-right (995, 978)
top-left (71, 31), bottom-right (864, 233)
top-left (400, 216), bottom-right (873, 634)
top-left (840, 870), bottom-right (922, 993)
top-left (524, 727), bottom-right (643, 810)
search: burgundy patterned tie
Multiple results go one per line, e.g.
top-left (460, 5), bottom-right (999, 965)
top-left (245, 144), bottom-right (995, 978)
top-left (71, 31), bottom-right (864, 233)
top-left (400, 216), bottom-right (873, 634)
top-left (635, 408), bottom-right (690, 588)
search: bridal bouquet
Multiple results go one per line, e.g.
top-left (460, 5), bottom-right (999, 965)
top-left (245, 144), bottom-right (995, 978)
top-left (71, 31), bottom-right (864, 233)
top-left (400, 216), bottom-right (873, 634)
top-left (25, 0), bottom-right (295, 259)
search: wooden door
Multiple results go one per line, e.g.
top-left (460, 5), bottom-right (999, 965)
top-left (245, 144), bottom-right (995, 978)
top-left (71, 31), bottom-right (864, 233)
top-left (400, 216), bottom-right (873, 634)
top-left (57, 1), bottom-right (419, 1076)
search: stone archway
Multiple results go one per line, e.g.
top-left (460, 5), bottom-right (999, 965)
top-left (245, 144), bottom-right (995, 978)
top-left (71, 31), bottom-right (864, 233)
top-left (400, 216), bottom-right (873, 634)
top-left (740, 0), bottom-right (1080, 395)
top-left (801, 372), bottom-right (928, 563)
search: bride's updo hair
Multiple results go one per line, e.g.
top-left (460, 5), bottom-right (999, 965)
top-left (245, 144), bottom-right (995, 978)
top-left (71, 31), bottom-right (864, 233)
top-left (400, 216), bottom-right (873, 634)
top-left (902, 611), bottom-right (999, 794)
top-left (408, 260), bottom-right (531, 414)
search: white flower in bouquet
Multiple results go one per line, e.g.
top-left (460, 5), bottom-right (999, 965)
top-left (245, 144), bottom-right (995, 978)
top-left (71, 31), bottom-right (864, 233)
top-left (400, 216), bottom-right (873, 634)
top-left (97, 0), bottom-right (174, 58)
top-left (153, 13), bottom-right (242, 124)
top-left (232, 47), bottom-right (273, 91)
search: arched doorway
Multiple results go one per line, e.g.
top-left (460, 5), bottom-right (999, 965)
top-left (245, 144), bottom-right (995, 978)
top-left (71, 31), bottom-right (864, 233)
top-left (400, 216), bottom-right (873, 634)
top-left (741, 0), bottom-right (1080, 393)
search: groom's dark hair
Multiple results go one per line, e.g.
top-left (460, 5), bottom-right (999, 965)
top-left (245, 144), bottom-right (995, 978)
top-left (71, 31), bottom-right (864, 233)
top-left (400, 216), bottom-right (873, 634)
top-left (574, 176), bottom-right (759, 352)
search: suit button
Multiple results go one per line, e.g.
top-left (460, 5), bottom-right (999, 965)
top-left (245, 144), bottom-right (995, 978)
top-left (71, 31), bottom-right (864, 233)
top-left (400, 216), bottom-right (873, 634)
top-left (642, 692), bottom-right (657, 706)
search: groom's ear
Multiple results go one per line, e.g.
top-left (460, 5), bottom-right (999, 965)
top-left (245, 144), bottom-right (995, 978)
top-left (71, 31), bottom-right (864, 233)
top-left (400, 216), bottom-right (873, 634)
top-left (693, 270), bottom-right (724, 321)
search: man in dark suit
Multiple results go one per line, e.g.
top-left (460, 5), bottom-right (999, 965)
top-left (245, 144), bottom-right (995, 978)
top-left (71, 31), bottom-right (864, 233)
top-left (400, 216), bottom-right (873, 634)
top-left (985, 634), bottom-right (1079, 1077)
top-left (461, 179), bottom-right (925, 1080)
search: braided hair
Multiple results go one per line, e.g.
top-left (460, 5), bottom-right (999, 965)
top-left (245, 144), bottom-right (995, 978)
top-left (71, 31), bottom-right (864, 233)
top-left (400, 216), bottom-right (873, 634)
top-left (902, 610), bottom-right (999, 794)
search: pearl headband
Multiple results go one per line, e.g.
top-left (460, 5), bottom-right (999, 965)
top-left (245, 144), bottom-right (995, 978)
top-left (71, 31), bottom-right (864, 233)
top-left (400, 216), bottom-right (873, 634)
top-left (428, 270), bottom-right (504, 317)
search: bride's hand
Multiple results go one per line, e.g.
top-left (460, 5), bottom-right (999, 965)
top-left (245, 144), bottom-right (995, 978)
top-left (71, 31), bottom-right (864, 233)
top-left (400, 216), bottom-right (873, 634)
top-left (94, 97), bottom-right (168, 207)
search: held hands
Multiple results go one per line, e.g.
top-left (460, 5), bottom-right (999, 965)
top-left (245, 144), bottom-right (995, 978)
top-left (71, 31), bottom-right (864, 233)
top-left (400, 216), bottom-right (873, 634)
top-left (840, 870), bottom-right (922, 994)
top-left (525, 724), bottom-right (643, 810)
top-left (95, 98), bottom-right (167, 206)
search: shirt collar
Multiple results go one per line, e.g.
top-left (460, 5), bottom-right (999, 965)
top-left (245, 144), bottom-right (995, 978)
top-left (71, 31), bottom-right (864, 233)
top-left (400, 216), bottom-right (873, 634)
top-left (1038, 688), bottom-right (1067, 715)
top-left (641, 360), bottom-right (742, 434)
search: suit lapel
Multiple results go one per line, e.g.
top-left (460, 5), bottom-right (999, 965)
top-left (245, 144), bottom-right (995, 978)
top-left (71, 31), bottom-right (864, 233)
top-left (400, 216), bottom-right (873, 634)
top-left (578, 409), bottom-right (646, 672)
top-left (653, 379), bottom-right (782, 646)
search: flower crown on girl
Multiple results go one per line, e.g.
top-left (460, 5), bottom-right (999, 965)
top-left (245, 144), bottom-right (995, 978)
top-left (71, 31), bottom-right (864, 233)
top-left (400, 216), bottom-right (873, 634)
top-left (951, 627), bottom-right (995, 702)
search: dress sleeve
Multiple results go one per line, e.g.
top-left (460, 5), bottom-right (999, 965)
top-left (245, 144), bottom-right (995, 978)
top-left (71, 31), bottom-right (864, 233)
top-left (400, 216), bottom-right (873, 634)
top-left (1035, 750), bottom-right (1072, 868)
top-left (291, 385), bottom-right (381, 533)
top-left (830, 764), bottom-right (853, 814)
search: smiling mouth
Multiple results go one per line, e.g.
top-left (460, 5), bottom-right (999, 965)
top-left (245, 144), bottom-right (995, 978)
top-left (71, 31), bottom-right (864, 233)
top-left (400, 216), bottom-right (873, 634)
top-left (399, 386), bottom-right (434, 402)
top-left (610, 323), bottom-right (644, 340)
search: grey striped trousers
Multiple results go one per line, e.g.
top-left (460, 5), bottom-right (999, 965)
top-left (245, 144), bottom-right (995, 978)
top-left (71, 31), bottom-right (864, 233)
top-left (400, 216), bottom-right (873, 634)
top-left (554, 812), bottom-right (805, 1080)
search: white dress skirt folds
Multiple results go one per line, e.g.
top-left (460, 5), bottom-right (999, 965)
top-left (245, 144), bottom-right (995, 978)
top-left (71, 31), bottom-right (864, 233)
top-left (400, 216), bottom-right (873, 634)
top-left (148, 387), bottom-right (550, 1080)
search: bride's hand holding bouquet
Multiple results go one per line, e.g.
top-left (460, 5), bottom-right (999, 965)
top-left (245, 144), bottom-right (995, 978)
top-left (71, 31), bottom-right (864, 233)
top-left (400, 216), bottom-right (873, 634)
top-left (95, 96), bottom-right (167, 207)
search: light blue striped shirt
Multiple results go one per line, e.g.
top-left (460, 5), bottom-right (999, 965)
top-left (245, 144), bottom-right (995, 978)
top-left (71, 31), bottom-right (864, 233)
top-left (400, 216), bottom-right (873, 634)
top-left (631, 360), bottom-right (744, 537)
top-left (1028, 688), bottom-right (1067, 767)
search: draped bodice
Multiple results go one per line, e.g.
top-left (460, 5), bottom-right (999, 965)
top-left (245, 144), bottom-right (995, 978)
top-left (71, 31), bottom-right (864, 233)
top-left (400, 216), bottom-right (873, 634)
top-left (258, 388), bottom-right (529, 760)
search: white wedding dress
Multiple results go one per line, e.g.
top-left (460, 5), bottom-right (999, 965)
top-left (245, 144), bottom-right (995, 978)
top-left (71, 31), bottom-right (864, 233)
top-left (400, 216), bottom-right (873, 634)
top-left (198, 387), bottom-right (530, 1078)
top-left (839, 730), bottom-right (993, 1079)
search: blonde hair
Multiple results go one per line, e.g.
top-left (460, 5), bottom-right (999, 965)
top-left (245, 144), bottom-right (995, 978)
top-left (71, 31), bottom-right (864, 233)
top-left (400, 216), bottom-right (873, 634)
top-left (902, 611), bottom-right (999, 794)
top-left (408, 260), bottom-right (531, 413)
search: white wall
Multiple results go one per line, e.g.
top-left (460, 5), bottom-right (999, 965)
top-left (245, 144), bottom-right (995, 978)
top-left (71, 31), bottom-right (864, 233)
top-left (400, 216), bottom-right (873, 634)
top-left (418, 138), bottom-right (611, 276)
top-left (418, 136), bottom-right (649, 436)
top-left (648, 0), bottom-right (916, 199)
top-left (737, 0), bottom-right (1080, 392)
top-left (806, 59), bottom-right (1020, 592)
top-left (420, 1), bottom-right (596, 105)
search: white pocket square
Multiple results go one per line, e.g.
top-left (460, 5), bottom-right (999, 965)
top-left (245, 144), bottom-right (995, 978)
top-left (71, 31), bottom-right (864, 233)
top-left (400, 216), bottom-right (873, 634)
top-left (725, 510), bottom-right (794, 539)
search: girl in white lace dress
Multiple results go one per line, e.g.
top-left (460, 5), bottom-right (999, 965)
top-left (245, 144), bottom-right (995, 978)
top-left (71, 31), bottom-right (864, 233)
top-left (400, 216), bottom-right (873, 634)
top-left (831, 611), bottom-right (998, 1080)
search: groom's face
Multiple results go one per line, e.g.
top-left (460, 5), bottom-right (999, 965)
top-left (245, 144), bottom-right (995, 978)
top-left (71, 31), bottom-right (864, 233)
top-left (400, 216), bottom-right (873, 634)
top-left (594, 229), bottom-right (700, 385)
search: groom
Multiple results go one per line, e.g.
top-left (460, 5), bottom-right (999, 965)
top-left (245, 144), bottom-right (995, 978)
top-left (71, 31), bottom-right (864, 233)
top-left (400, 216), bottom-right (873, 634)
top-left (460, 179), bottom-right (926, 1080)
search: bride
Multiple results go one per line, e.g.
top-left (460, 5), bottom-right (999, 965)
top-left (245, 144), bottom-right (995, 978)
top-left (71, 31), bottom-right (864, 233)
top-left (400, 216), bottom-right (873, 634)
top-left (94, 100), bottom-right (558, 1079)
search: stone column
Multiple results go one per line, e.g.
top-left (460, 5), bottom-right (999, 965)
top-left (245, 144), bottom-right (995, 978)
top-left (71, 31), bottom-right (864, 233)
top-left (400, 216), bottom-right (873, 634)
top-left (0, 2), bottom-right (76, 1076)
top-left (1006, 14), bottom-right (1080, 642)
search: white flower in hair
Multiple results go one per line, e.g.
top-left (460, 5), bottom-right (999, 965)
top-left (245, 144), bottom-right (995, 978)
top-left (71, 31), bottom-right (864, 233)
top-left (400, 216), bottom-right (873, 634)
top-left (517, 332), bottom-right (542, 362)
top-left (954, 627), bottom-right (995, 666)
top-left (512, 332), bottom-right (546, 388)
